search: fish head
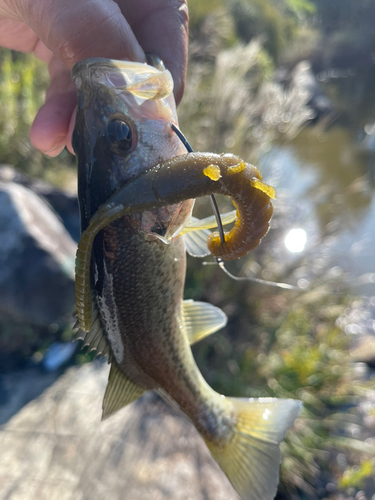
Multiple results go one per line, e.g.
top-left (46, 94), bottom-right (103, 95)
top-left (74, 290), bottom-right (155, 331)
top-left (72, 57), bottom-right (193, 237)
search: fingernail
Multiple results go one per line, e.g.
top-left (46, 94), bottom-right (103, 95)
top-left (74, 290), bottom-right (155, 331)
top-left (42, 131), bottom-right (67, 155)
top-left (44, 142), bottom-right (64, 156)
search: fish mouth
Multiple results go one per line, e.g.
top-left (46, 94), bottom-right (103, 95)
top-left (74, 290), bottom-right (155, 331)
top-left (71, 57), bottom-right (174, 101)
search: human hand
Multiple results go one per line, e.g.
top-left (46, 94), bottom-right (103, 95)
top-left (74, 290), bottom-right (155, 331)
top-left (0, 0), bottom-right (188, 156)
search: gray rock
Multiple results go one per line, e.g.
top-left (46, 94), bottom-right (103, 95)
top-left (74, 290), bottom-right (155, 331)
top-left (0, 362), bottom-right (238, 500)
top-left (0, 165), bottom-right (80, 242)
top-left (0, 178), bottom-right (76, 327)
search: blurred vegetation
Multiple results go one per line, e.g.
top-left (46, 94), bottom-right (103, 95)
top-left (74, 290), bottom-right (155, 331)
top-left (310, 0), bottom-right (375, 36)
top-left (0, 49), bottom-right (75, 184)
top-left (180, 35), bottom-right (313, 163)
top-left (307, 0), bottom-right (375, 129)
top-left (189, 0), bottom-right (315, 60)
top-left (1, 1), bottom-right (375, 499)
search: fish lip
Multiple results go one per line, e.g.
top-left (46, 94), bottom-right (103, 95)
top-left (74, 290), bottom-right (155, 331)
top-left (72, 57), bottom-right (150, 75)
top-left (71, 58), bottom-right (161, 89)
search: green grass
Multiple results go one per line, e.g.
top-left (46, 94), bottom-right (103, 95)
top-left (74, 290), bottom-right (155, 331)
top-left (0, 49), bottom-right (75, 184)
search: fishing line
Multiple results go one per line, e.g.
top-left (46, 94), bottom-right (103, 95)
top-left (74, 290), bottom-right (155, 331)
top-left (170, 123), bottom-right (194, 153)
top-left (170, 123), bottom-right (226, 245)
top-left (209, 194), bottom-right (225, 244)
top-left (203, 258), bottom-right (301, 290)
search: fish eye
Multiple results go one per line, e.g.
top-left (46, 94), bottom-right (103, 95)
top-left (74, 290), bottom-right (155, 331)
top-left (106, 119), bottom-right (132, 154)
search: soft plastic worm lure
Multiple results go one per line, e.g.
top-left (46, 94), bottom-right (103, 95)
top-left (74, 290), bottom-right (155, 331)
top-left (75, 153), bottom-right (275, 331)
top-left (171, 123), bottom-right (226, 245)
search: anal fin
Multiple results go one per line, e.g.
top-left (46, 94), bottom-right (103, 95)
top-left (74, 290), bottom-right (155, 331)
top-left (183, 299), bottom-right (227, 345)
top-left (102, 361), bottom-right (146, 420)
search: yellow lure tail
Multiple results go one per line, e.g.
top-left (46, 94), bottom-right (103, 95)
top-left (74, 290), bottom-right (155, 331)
top-left (205, 398), bottom-right (302, 500)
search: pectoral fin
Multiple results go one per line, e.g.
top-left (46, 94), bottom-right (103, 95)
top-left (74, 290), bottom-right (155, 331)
top-left (181, 212), bottom-right (237, 258)
top-left (183, 300), bottom-right (227, 345)
top-left (183, 229), bottom-right (211, 257)
top-left (181, 211), bottom-right (237, 234)
top-left (102, 362), bottom-right (146, 420)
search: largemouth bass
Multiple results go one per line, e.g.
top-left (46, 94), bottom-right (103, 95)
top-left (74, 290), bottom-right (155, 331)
top-left (72, 57), bottom-right (301, 500)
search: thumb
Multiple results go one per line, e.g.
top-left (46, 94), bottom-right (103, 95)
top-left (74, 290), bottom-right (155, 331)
top-left (20, 0), bottom-right (146, 67)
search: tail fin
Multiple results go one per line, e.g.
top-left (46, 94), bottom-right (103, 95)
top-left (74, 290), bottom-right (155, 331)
top-left (205, 398), bottom-right (302, 500)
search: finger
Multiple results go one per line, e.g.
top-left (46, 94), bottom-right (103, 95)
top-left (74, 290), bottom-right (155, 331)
top-left (0, 18), bottom-right (38, 51)
top-left (21, 0), bottom-right (146, 68)
top-left (120, 0), bottom-right (189, 105)
top-left (30, 57), bottom-right (76, 155)
top-left (0, 19), bottom-right (53, 61)
top-left (30, 89), bottom-right (76, 156)
top-left (33, 39), bottom-right (54, 63)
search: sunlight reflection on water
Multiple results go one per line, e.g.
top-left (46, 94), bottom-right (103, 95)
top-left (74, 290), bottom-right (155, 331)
top-left (284, 228), bottom-right (307, 253)
top-left (260, 127), bottom-right (375, 295)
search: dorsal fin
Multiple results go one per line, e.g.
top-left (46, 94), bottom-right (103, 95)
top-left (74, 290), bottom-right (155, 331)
top-left (183, 299), bottom-right (227, 345)
top-left (73, 295), bottom-right (109, 358)
top-left (102, 362), bottom-right (146, 420)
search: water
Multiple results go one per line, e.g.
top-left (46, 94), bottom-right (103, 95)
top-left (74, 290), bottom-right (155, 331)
top-left (260, 126), bottom-right (375, 297)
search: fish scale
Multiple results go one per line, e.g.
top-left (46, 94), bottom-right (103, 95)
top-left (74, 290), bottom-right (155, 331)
top-left (99, 225), bottom-right (204, 399)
